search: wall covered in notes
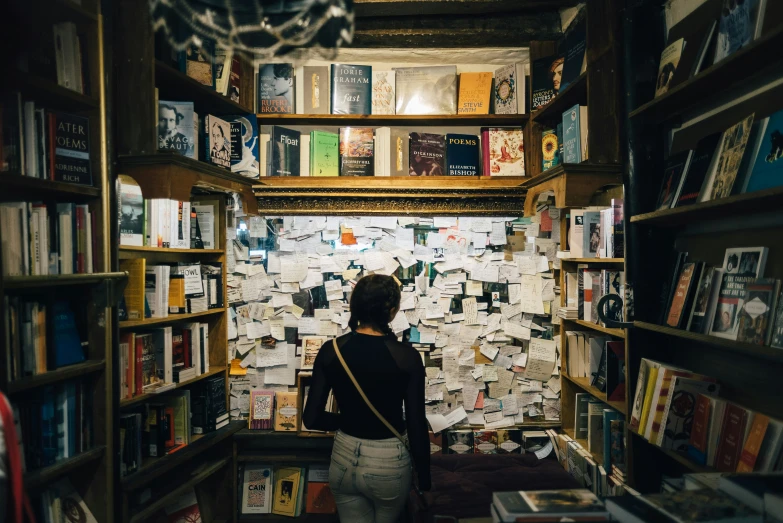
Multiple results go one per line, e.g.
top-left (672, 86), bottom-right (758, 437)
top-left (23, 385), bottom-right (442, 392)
top-left (226, 211), bottom-right (562, 431)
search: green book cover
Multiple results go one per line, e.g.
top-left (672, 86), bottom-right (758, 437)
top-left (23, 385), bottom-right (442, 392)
top-left (310, 130), bottom-right (339, 177)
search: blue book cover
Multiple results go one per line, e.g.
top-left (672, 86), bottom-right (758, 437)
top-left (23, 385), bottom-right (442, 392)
top-left (41, 387), bottom-right (57, 465)
top-left (224, 114), bottom-right (260, 179)
top-left (331, 64), bottom-right (372, 115)
top-left (562, 104), bottom-right (584, 163)
top-left (56, 386), bottom-right (66, 460)
top-left (158, 101), bottom-right (196, 158)
top-left (744, 110), bottom-right (783, 193)
top-left (713, 0), bottom-right (760, 63)
top-left (602, 409), bottom-right (622, 471)
top-left (560, 15), bottom-right (586, 90)
top-left (53, 300), bottom-right (85, 368)
top-left (445, 134), bottom-right (479, 176)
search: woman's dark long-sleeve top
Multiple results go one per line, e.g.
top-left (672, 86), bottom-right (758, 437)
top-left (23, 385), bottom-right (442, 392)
top-left (302, 332), bottom-right (431, 491)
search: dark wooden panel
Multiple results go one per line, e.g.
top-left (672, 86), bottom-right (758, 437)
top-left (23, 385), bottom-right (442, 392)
top-left (354, 0), bottom-right (579, 17)
top-left (24, 446), bottom-right (106, 490)
top-left (239, 55), bottom-right (255, 113)
top-left (525, 40), bottom-right (559, 180)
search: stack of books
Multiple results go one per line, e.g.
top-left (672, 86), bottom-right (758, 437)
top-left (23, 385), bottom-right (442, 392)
top-left (491, 489), bottom-right (608, 522)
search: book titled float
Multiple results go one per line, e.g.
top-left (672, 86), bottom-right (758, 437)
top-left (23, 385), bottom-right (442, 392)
top-left (331, 64), bottom-right (371, 115)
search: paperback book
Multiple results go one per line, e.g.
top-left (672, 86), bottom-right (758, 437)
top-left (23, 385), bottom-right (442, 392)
top-left (303, 66), bottom-right (329, 114)
top-left (310, 130), bottom-right (339, 177)
top-left (457, 72), bottom-right (493, 115)
top-left (531, 54), bottom-right (563, 109)
top-left (445, 134), bottom-right (479, 176)
top-left (409, 133), bottom-right (445, 176)
top-left (178, 40), bottom-right (214, 87)
top-left (482, 127), bottom-right (525, 176)
top-left (258, 63), bottom-right (294, 114)
top-left (493, 64), bottom-right (518, 115)
top-left (705, 114), bottom-right (755, 201)
top-left (560, 15), bottom-right (586, 90)
top-left (270, 126), bottom-right (301, 177)
top-left (736, 278), bottom-right (780, 345)
top-left (655, 38), bottom-right (684, 98)
top-left (675, 133), bottom-right (721, 207)
top-left (331, 64), bottom-right (372, 115)
top-left (339, 127), bottom-right (374, 176)
top-left (51, 112), bottom-right (91, 185)
top-left (205, 115), bottom-right (231, 169)
top-left (224, 114), bottom-right (260, 178)
top-left (742, 109), bottom-right (783, 193)
top-left (709, 246), bottom-right (768, 340)
top-left (158, 101), bottom-right (196, 159)
top-left (371, 70), bottom-right (395, 115)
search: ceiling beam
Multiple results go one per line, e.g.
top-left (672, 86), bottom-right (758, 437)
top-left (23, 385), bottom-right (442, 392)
top-left (354, 0), bottom-right (579, 17)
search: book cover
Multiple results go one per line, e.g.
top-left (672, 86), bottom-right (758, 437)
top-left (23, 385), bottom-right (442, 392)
top-left (666, 262), bottom-right (699, 328)
top-left (445, 429), bottom-right (474, 454)
top-left (214, 48), bottom-right (231, 95)
top-left (457, 72), bottom-right (493, 115)
top-left (531, 54), bottom-right (563, 109)
top-left (205, 115), bottom-right (232, 169)
top-left (51, 112), bottom-right (91, 185)
top-left (560, 15), bottom-right (586, 90)
top-left (138, 334), bottom-right (159, 391)
top-left (610, 419), bottom-right (625, 472)
top-left (494, 64), bottom-right (518, 115)
top-left (224, 114), bottom-right (260, 179)
top-left (715, 403), bottom-right (752, 472)
top-left (52, 300), bottom-right (84, 368)
top-left (306, 482), bottom-right (337, 514)
top-left (272, 467), bottom-right (302, 516)
top-left (736, 414), bottom-right (770, 472)
top-left (496, 429), bottom-right (522, 454)
top-left (736, 278), bottom-right (779, 345)
top-left (473, 430), bottom-right (498, 454)
top-left (706, 114), bottom-right (755, 201)
top-left (445, 133), bottom-right (479, 176)
top-left (582, 212), bottom-right (601, 259)
top-left (120, 258), bottom-right (145, 320)
top-left (605, 341), bottom-right (626, 402)
top-left (158, 101), bottom-right (196, 158)
top-left (303, 66), bottom-right (329, 114)
top-left (484, 127), bottom-right (525, 176)
top-left (300, 336), bottom-right (327, 370)
top-left (390, 129), bottom-right (410, 176)
top-left (744, 109), bottom-right (783, 193)
top-left (394, 66), bottom-right (457, 115)
top-left (339, 127), bottom-right (374, 176)
top-left (310, 130), bottom-right (338, 177)
top-left (178, 41), bottom-right (214, 87)
top-left (658, 376), bottom-right (720, 452)
top-left (562, 104), bottom-right (587, 164)
top-left (687, 266), bottom-right (722, 334)
top-left (542, 129), bottom-right (560, 171)
top-left (258, 63), bottom-right (294, 114)
top-left (507, 489), bottom-right (604, 515)
top-left (709, 247), bottom-right (768, 340)
top-left (676, 133), bottom-right (722, 207)
top-left (429, 431), bottom-right (443, 454)
top-left (371, 70), bottom-right (395, 115)
top-left (409, 132), bottom-right (445, 176)
top-left (714, 0), bottom-right (763, 63)
top-left (655, 38), bottom-right (685, 97)
top-left (688, 394), bottom-right (714, 465)
top-left (274, 391), bottom-right (298, 431)
top-left (657, 150), bottom-right (692, 210)
top-left (229, 56), bottom-right (240, 102)
top-left (270, 126), bottom-right (301, 177)
top-left (118, 175), bottom-right (144, 246)
top-left (330, 64), bottom-right (371, 115)
top-left (49, 478), bottom-right (99, 523)
top-left (242, 465), bottom-right (272, 514)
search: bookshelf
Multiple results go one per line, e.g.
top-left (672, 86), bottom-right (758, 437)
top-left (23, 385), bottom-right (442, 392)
top-left (1, 0), bottom-right (123, 521)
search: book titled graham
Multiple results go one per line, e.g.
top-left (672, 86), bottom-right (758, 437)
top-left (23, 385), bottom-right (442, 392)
top-left (331, 64), bottom-right (371, 115)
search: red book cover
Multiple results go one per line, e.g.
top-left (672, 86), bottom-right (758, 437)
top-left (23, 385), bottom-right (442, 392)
top-left (481, 129), bottom-right (490, 176)
top-left (715, 403), bottom-right (750, 472)
top-left (688, 394), bottom-right (711, 454)
top-left (306, 482), bottom-right (336, 514)
top-left (135, 335), bottom-right (144, 396)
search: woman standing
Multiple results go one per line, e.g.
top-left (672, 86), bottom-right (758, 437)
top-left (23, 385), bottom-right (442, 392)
top-left (302, 274), bottom-right (431, 523)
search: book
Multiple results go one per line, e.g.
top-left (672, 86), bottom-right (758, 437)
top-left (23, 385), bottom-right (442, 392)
top-left (676, 133), bottom-right (722, 207)
top-left (272, 467), bottom-right (303, 517)
top-left (258, 63), bottom-right (294, 114)
top-left (473, 430), bottom-right (498, 454)
top-left (179, 41), bottom-right (214, 87)
top-left (164, 489), bottom-right (201, 523)
top-left (274, 391), bottom-right (298, 431)
top-left (629, 358), bottom-right (661, 433)
top-left (482, 127), bottom-right (525, 176)
top-left (445, 134), bottom-right (479, 176)
top-left (688, 394), bottom-right (725, 466)
top-left (306, 481), bottom-right (337, 514)
top-left (300, 336), bottom-right (327, 370)
top-left (655, 38), bottom-right (685, 98)
top-left (457, 72), bottom-right (493, 115)
top-left (772, 291), bottom-right (783, 349)
top-left (118, 175), bottom-right (144, 246)
top-left (205, 115), bottom-right (231, 169)
top-left (736, 278), bottom-right (780, 345)
top-left (582, 211), bottom-right (601, 259)
top-left (743, 109), bottom-right (783, 193)
top-left (704, 114), bottom-right (756, 201)
top-left (48, 478), bottom-right (99, 523)
top-left (714, 0), bottom-right (765, 63)
top-left (492, 489), bottom-right (606, 522)
top-left (339, 127), bottom-right (374, 176)
top-left (735, 415), bottom-right (771, 473)
top-left (719, 474), bottom-right (783, 513)
top-left (157, 101), bottom-right (196, 158)
top-left (303, 66), bottom-right (329, 114)
top-left (429, 431), bottom-right (443, 454)
top-left (542, 128), bottom-right (560, 171)
top-left (330, 64), bottom-right (371, 115)
top-left (531, 54), bottom-right (563, 109)
top-left (715, 403), bottom-right (753, 472)
top-left (605, 341), bottom-right (625, 402)
top-left (560, 14), bottom-right (587, 90)
top-left (242, 464), bottom-right (273, 514)
top-left (657, 150), bottom-right (693, 210)
top-left (687, 266), bottom-right (723, 334)
top-left (229, 56), bottom-right (240, 102)
top-left (52, 300), bottom-right (85, 368)
top-left (390, 129), bottom-right (409, 176)
top-left (214, 48), bottom-right (232, 96)
top-left (574, 393), bottom-right (590, 440)
top-left (371, 70), bottom-right (395, 115)
top-left (224, 114), bottom-right (260, 179)
top-left (606, 489), bottom-right (760, 523)
top-left (445, 429), bottom-right (474, 454)
top-left (709, 246), bottom-right (768, 340)
top-left (120, 258), bottom-right (146, 320)
top-left (666, 262), bottom-right (703, 328)
top-left (50, 112), bottom-right (91, 185)
top-left (409, 132), bottom-right (445, 176)
top-left (496, 429), bottom-right (522, 454)
top-left (493, 64), bottom-right (518, 114)
top-left (562, 104), bottom-right (588, 164)
top-left (658, 376), bottom-right (720, 451)
top-left (310, 130), bottom-right (338, 177)
top-left (394, 66), bottom-right (457, 115)
top-left (270, 126), bottom-right (301, 177)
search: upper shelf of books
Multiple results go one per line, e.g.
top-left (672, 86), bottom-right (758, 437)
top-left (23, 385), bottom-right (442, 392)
top-left (256, 114), bottom-right (529, 127)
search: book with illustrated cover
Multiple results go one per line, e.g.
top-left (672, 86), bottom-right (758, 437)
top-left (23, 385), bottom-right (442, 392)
top-left (258, 63), bottom-right (294, 114)
top-left (331, 64), bottom-right (371, 115)
top-left (48, 478), bottom-right (99, 523)
top-left (714, 0), bottom-right (764, 63)
top-left (493, 489), bottom-right (606, 521)
top-left (214, 47), bottom-right (231, 96)
top-left (306, 482), bottom-right (337, 514)
top-left (394, 66), bottom-right (457, 115)
top-left (542, 128), bottom-right (560, 171)
top-left (409, 132), bottom-right (445, 176)
top-left (658, 376), bottom-right (720, 451)
top-left (249, 390), bottom-right (274, 430)
top-left (300, 336), bottom-right (327, 370)
top-left (429, 432), bottom-right (443, 454)
top-left (482, 127), bottom-right (524, 176)
top-left (118, 175), bottom-right (144, 246)
top-left (371, 70), bottom-right (395, 115)
top-left (658, 150), bottom-right (693, 210)
top-left (496, 428), bottom-right (522, 454)
top-left (736, 278), bottom-right (780, 345)
top-left (339, 127), bottom-right (373, 176)
top-left (562, 104), bottom-right (588, 164)
top-left (310, 130), bottom-right (338, 177)
top-left (229, 56), bottom-right (240, 102)
top-left (164, 489), bottom-right (201, 523)
top-left (715, 403), bottom-right (754, 472)
top-left (709, 246), bottom-right (768, 340)
top-left (445, 133), bottom-right (479, 176)
top-left (676, 133), bottom-right (721, 207)
top-left (457, 72), bottom-right (493, 115)
top-left (51, 112), bottom-right (92, 185)
top-left (272, 467), bottom-right (303, 517)
top-left (655, 38), bottom-right (684, 98)
top-left (531, 54), bottom-right (563, 109)
top-left (493, 64), bottom-right (517, 114)
top-left (205, 115), bottom-right (231, 169)
top-left (303, 66), bottom-right (329, 114)
top-left (742, 109), bottom-right (783, 193)
top-left (241, 464), bottom-right (272, 514)
top-left (274, 391), bottom-right (298, 431)
top-left (178, 40), bottom-right (214, 87)
top-left (445, 429), bottom-right (474, 454)
top-left (224, 114), bottom-right (260, 178)
top-left (771, 292), bottom-right (783, 349)
top-left (158, 101), bottom-right (196, 159)
top-left (667, 1), bottom-right (721, 85)
top-left (704, 114), bottom-right (755, 201)
top-left (270, 126), bottom-right (301, 176)
top-left (473, 430), bottom-right (498, 454)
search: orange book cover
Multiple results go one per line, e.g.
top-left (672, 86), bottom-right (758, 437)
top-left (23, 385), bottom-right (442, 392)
top-left (457, 72), bottom-right (493, 115)
top-left (666, 262), bottom-right (696, 327)
top-left (274, 391), bottom-right (299, 431)
top-left (737, 414), bottom-right (769, 472)
top-left (306, 482), bottom-right (337, 514)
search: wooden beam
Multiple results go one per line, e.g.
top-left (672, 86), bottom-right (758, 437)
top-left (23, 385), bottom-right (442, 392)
top-left (354, 0), bottom-right (579, 17)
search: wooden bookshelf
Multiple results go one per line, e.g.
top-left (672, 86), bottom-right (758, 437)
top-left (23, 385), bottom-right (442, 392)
top-left (257, 113), bottom-right (529, 127)
top-left (561, 374), bottom-right (627, 415)
top-left (560, 258), bottom-right (625, 265)
top-left (119, 366), bottom-right (229, 408)
top-left (530, 72), bottom-right (588, 125)
top-left (24, 446), bottom-right (107, 490)
top-left (563, 319), bottom-right (626, 339)
top-left (521, 163), bottom-right (623, 216)
top-left (119, 308), bottom-right (225, 329)
top-left (119, 246), bottom-right (225, 255)
top-left (0, 175), bottom-right (102, 201)
top-left (155, 60), bottom-right (246, 115)
top-left (563, 427), bottom-right (604, 466)
top-left (6, 360), bottom-right (106, 394)
top-left (9, 73), bottom-right (100, 111)
top-left (3, 271), bottom-right (127, 289)
top-left (628, 431), bottom-right (712, 474)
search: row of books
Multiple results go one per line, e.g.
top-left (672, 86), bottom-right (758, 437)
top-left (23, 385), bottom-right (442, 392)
top-left (564, 201), bottom-right (624, 260)
top-left (0, 95), bottom-right (91, 183)
top-left (256, 63), bottom-right (529, 116)
top-left (267, 125), bottom-right (526, 178)
top-left (561, 268), bottom-right (626, 325)
top-left (240, 464), bottom-right (335, 516)
top-left (120, 374), bottom-right (227, 476)
top-left (656, 109), bottom-right (783, 212)
top-left (14, 380), bottom-right (92, 471)
top-left (175, 42), bottom-right (240, 101)
top-left (118, 259), bottom-right (224, 321)
top-left (0, 202), bottom-right (96, 277)
top-left (428, 428), bottom-right (556, 455)
top-left (564, 334), bottom-right (625, 400)
top-left (118, 322), bottom-right (211, 400)
top-left (4, 298), bottom-right (86, 381)
top-left (662, 246), bottom-right (783, 347)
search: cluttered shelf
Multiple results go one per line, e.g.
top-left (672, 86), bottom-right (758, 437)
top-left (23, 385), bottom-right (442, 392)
top-left (5, 359), bottom-right (105, 394)
top-left (563, 318), bottom-right (626, 339)
top-left (628, 431), bottom-right (713, 474)
top-left (562, 374), bottom-right (627, 415)
top-left (530, 72), bottom-right (588, 124)
top-left (256, 113), bottom-right (529, 127)
top-left (521, 163), bottom-right (623, 216)
top-left (24, 445), bottom-right (106, 490)
top-left (155, 60), bottom-right (247, 115)
top-left (119, 367), bottom-right (228, 409)
top-left (118, 308), bottom-right (224, 330)
top-left (119, 245), bottom-right (225, 256)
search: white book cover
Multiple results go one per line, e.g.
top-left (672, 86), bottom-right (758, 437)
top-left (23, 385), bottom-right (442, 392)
top-left (372, 70), bottom-right (396, 115)
top-left (570, 209), bottom-right (585, 258)
top-left (201, 322), bottom-right (209, 373)
top-left (119, 175), bottom-right (144, 246)
top-left (242, 465), bottom-right (273, 513)
top-left (300, 134), bottom-right (310, 176)
top-left (154, 325), bottom-right (173, 384)
top-left (49, 479), bottom-right (98, 523)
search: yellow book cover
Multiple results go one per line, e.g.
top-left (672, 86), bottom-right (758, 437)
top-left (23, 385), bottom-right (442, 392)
top-left (168, 275), bottom-right (186, 314)
top-left (638, 367), bottom-right (659, 435)
top-left (457, 72), bottom-right (493, 115)
top-left (272, 467), bottom-right (302, 516)
top-left (274, 391), bottom-right (298, 432)
top-left (737, 414), bottom-right (769, 472)
top-left (120, 258), bottom-right (146, 320)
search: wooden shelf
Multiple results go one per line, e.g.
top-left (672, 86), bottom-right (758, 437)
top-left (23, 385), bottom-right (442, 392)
top-left (560, 258), bottom-right (624, 264)
top-left (237, 452), bottom-right (332, 463)
top-left (629, 27), bottom-right (783, 125)
top-left (256, 113), bottom-right (528, 127)
top-left (634, 321), bottom-right (783, 363)
top-left (4, 272), bottom-right (127, 290)
top-left (628, 431), bottom-right (712, 474)
top-left (563, 318), bottom-right (626, 338)
top-left (129, 457), bottom-right (231, 523)
top-left (9, 73), bottom-right (100, 111)
top-left (521, 163), bottom-right (623, 216)
top-left (238, 515), bottom-right (338, 523)
top-left (121, 420), bottom-right (244, 491)
top-left (563, 427), bottom-right (605, 467)
top-left (531, 72), bottom-right (588, 125)
top-left (119, 367), bottom-right (228, 408)
top-left (117, 153), bottom-right (259, 215)
top-left (562, 374), bottom-right (627, 415)
top-left (119, 246), bottom-right (225, 257)
top-left (24, 446), bottom-right (106, 490)
top-left (0, 174), bottom-right (101, 202)
top-left (630, 186), bottom-right (783, 226)
top-left (354, 0), bottom-right (578, 17)
top-left (119, 308), bottom-right (224, 330)
top-left (5, 360), bottom-right (105, 394)
top-left (155, 60), bottom-right (246, 115)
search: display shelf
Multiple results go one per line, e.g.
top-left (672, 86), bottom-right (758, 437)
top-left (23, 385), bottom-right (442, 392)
top-left (119, 367), bottom-right (228, 408)
top-left (6, 359), bottom-right (105, 394)
top-left (628, 431), bottom-right (712, 474)
top-left (4, 272), bottom-right (127, 290)
top-left (24, 446), bottom-right (106, 490)
top-left (118, 246), bottom-right (225, 255)
top-left (119, 308), bottom-right (224, 329)
top-left (521, 163), bottom-right (623, 216)
top-left (0, 174), bottom-right (102, 202)
top-left (256, 113), bottom-right (528, 127)
top-left (563, 427), bottom-right (604, 466)
top-left (630, 186), bottom-right (783, 226)
top-left (155, 60), bottom-right (246, 115)
top-left (563, 318), bottom-right (626, 339)
top-left (629, 27), bottom-right (783, 125)
top-left (562, 374), bottom-right (627, 415)
top-left (117, 154), bottom-right (259, 215)
top-left (531, 72), bottom-right (588, 125)
top-left (121, 420), bottom-right (244, 491)
top-left (560, 258), bottom-right (625, 264)
top-left (634, 321), bottom-right (783, 363)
